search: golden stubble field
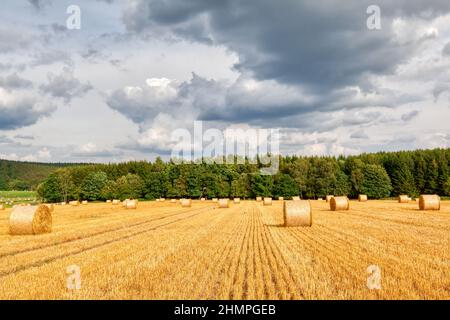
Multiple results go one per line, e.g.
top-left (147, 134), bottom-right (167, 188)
top-left (0, 200), bottom-right (449, 300)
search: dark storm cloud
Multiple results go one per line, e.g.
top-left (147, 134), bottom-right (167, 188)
top-left (106, 73), bottom-right (421, 131)
top-left (0, 97), bottom-right (56, 130)
top-left (123, 0), bottom-right (450, 93)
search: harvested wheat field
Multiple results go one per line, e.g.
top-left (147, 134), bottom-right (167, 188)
top-left (0, 200), bottom-right (449, 300)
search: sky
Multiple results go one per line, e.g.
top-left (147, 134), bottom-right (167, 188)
top-left (1, 0), bottom-right (450, 163)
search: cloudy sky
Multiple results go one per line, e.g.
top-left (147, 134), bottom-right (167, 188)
top-left (1, 0), bottom-right (450, 163)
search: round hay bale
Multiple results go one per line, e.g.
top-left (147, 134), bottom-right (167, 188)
top-left (398, 195), bottom-right (409, 203)
top-left (200, 198), bottom-right (206, 201)
top-left (60, 202), bottom-right (66, 206)
top-left (278, 197), bottom-right (284, 201)
top-left (126, 199), bottom-right (138, 209)
top-left (330, 196), bottom-right (349, 211)
top-left (263, 197), bottom-right (272, 206)
top-left (233, 198), bottom-right (241, 204)
top-left (160, 198), bottom-right (165, 202)
top-left (9, 205), bottom-right (52, 235)
top-left (358, 194), bottom-right (368, 202)
top-left (326, 195), bottom-right (334, 202)
top-left (212, 198), bottom-right (218, 202)
top-left (292, 196), bottom-right (300, 201)
top-left (284, 200), bottom-right (312, 227)
top-left (122, 199), bottom-right (130, 207)
top-left (218, 199), bottom-right (229, 208)
top-left (69, 201), bottom-right (80, 206)
top-left (106, 200), bottom-right (111, 203)
top-left (181, 199), bottom-right (192, 207)
top-left (112, 199), bottom-right (120, 205)
top-left (318, 198), bottom-right (323, 201)
top-left (0, 204), bottom-right (4, 211)
top-left (218, 198), bottom-right (230, 209)
top-left (82, 200), bottom-right (88, 205)
top-left (419, 195), bottom-right (440, 210)
top-left (256, 197), bottom-right (262, 202)
top-left (170, 199), bottom-right (177, 203)
top-left (156, 199), bottom-right (160, 202)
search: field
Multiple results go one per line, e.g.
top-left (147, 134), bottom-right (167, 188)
top-left (0, 191), bottom-right (37, 207)
top-left (0, 200), bottom-right (448, 300)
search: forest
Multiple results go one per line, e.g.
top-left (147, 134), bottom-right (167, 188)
top-left (34, 148), bottom-right (450, 202)
top-left (0, 160), bottom-right (79, 191)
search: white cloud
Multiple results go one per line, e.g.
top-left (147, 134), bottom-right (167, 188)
top-left (0, 153), bottom-right (19, 161)
top-left (37, 147), bottom-right (51, 160)
top-left (0, 147), bottom-right (50, 162)
top-left (71, 142), bottom-right (123, 158)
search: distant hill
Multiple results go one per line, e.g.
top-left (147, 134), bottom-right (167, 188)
top-left (0, 159), bottom-right (82, 191)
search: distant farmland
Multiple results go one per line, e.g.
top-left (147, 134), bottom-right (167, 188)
top-left (0, 191), bottom-right (36, 199)
top-left (0, 191), bottom-right (37, 206)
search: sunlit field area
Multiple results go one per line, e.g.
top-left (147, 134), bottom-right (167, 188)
top-left (0, 191), bottom-right (37, 207)
top-left (0, 200), bottom-right (448, 300)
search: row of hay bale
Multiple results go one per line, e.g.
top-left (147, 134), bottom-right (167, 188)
top-left (107, 199), bottom-right (138, 209)
top-left (283, 194), bottom-right (443, 228)
top-left (324, 195), bottom-right (367, 202)
top-left (326, 194), bottom-right (441, 211)
top-left (253, 197), bottom-right (299, 206)
top-left (256, 196), bottom-right (289, 201)
top-left (161, 197), bottom-right (292, 202)
top-left (175, 198), bottom-right (244, 208)
top-left (396, 194), bottom-right (440, 210)
top-left (400, 194), bottom-right (441, 210)
top-left (54, 200), bottom-right (89, 206)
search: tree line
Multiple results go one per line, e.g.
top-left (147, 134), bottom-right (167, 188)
top-left (35, 148), bottom-right (450, 202)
